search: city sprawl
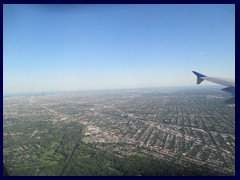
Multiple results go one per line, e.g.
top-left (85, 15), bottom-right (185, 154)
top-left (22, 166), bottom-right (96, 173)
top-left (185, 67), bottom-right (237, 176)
top-left (3, 87), bottom-right (235, 175)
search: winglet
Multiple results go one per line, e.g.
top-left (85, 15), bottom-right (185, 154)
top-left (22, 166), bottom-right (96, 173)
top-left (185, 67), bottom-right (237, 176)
top-left (192, 71), bottom-right (206, 84)
top-left (222, 87), bottom-right (235, 96)
top-left (192, 71), bottom-right (206, 78)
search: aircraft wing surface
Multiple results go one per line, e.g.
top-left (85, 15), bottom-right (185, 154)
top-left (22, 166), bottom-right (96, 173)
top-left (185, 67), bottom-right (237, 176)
top-left (192, 71), bottom-right (235, 104)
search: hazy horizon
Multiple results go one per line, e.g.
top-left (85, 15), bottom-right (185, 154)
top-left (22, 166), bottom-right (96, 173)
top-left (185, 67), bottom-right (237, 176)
top-left (3, 4), bottom-right (235, 94)
top-left (3, 84), bottom-right (225, 96)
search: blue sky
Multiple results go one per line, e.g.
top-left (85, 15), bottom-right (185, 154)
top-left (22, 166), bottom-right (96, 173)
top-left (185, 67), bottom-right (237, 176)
top-left (3, 4), bottom-right (235, 94)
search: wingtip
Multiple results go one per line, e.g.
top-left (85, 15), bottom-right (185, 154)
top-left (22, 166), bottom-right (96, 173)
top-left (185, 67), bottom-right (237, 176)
top-left (192, 71), bottom-right (206, 78)
top-left (192, 71), bottom-right (198, 76)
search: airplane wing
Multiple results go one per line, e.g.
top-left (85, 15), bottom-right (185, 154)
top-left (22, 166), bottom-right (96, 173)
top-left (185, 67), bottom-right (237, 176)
top-left (192, 71), bottom-right (235, 104)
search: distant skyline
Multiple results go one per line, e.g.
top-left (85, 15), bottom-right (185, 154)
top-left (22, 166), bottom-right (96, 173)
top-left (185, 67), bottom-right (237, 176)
top-left (3, 4), bottom-right (235, 94)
